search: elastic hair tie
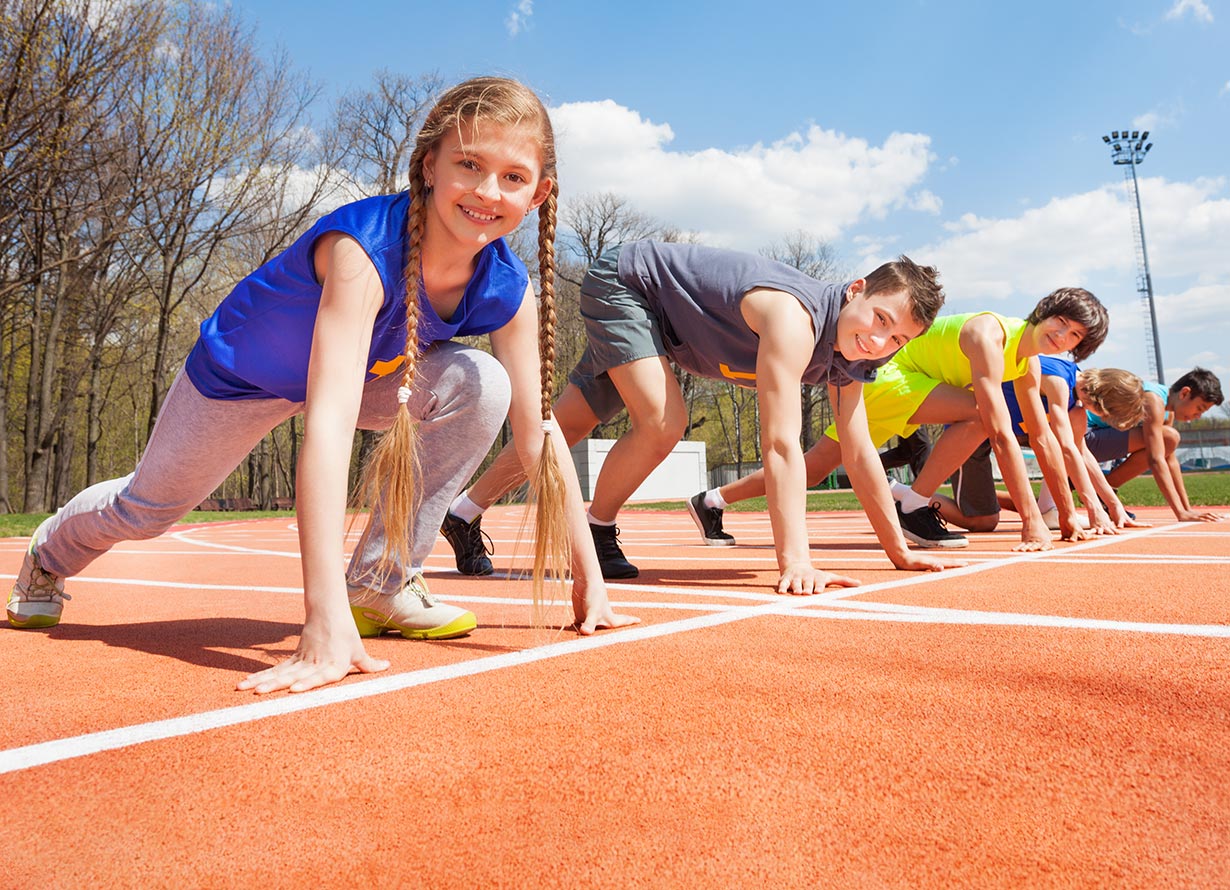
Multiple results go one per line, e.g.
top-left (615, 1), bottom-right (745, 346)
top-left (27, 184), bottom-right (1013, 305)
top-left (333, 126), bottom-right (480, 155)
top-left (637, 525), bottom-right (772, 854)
top-left (397, 386), bottom-right (411, 405)
top-left (541, 420), bottom-right (555, 434)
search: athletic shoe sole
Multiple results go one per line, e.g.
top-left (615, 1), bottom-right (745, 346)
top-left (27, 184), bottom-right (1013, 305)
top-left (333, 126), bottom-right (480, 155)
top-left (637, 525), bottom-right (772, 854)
top-left (6, 606), bottom-right (61, 629)
top-left (349, 606), bottom-right (477, 640)
top-left (900, 529), bottom-right (969, 549)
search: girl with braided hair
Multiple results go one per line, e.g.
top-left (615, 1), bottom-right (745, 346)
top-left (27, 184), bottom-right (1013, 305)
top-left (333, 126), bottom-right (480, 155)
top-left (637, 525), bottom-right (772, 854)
top-left (7, 77), bottom-right (637, 693)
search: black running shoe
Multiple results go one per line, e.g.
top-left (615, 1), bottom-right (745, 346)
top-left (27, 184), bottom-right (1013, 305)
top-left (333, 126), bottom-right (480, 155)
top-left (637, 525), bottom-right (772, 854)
top-left (440, 512), bottom-right (494, 576)
top-left (589, 522), bottom-right (639, 579)
top-left (895, 502), bottom-right (968, 549)
top-left (687, 492), bottom-right (735, 546)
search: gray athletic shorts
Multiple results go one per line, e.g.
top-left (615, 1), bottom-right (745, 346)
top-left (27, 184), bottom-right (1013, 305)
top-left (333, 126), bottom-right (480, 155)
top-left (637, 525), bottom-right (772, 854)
top-left (948, 439), bottom-right (1001, 518)
top-left (1085, 426), bottom-right (1132, 462)
top-left (567, 244), bottom-right (670, 423)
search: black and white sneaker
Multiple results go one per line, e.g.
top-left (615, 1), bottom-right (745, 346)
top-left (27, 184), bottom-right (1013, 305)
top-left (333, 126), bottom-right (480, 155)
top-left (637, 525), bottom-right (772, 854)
top-left (589, 522), bottom-right (639, 579)
top-left (896, 502), bottom-right (968, 549)
top-left (440, 512), bottom-right (494, 576)
top-left (687, 492), bottom-right (735, 546)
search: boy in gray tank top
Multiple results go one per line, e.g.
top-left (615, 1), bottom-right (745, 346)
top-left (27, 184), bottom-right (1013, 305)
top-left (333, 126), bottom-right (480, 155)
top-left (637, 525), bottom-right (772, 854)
top-left (442, 242), bottom-right (963, 593)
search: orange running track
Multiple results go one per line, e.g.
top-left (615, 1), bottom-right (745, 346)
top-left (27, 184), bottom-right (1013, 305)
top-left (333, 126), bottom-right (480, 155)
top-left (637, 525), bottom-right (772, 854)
top-left (2, 505), bottom-right (1228, 888)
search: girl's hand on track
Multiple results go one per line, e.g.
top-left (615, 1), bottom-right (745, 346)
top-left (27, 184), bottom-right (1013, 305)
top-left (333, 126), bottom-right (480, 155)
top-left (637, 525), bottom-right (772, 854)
top-left (237, 616), bottom-right (388, 694)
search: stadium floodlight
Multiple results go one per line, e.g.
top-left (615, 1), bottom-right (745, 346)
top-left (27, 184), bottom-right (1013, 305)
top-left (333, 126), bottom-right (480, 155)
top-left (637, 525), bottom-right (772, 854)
top-left (1102, 131), bottom-right (1163, 383)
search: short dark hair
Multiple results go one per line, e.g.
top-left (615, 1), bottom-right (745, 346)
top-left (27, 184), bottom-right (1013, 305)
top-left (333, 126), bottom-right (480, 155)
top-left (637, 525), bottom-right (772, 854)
top-left (862, 255), bottom-right (945, 331)
top-left (1170, 367), bottom-right (1224, 405)
top-left (1026, 287), bottom-right (1108, 362)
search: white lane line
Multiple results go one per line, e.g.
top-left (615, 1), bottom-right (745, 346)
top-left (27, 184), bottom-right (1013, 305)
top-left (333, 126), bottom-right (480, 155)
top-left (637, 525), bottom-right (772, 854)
top-left (2, 517), bottom-right (1219, 776)
top-left (789, 606), bottom-right (1230, 636)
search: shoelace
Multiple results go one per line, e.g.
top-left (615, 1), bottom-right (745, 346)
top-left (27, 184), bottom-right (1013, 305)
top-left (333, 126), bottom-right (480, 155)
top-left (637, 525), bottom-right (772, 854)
top-left (467, 524), bottom-right (494, 558)
top-left (449, 517), bottom-right (494, 558)
top-left (23, 554), bottom-right (69, 603)
top-left (922, 505), bottom-right (954, 533)
top-left (405, 573), bottom-right (437, 606)
top-left (594, 526), bottom-right (626, 556)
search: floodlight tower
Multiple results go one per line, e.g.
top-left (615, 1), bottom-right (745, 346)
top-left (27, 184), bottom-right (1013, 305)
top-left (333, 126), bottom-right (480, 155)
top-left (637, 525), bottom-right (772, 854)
top-left (1102, 129), bottom-right (1163, 384)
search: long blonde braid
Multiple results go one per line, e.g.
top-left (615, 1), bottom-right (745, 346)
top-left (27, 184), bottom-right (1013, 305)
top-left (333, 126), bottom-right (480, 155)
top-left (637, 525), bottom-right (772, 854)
top-left (526, 180), bottom-right (570, 622)
top-left (354, 142), bottom-right (430, 586)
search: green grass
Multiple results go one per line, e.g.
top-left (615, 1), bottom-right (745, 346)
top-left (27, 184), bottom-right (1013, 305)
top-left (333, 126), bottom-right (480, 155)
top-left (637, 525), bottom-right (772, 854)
top-left (0, 510), bottom-right (294, 539)
top-left (1, 471), bottom-right (1224, 538)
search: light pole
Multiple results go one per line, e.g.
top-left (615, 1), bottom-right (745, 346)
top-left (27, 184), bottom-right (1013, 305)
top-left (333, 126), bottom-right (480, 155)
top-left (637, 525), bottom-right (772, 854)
top-left (1102, 130), bottom-right (1163, 384)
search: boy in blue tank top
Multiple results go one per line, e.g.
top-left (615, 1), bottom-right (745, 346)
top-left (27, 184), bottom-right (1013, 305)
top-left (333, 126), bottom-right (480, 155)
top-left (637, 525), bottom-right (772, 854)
top-left (443, 245), bottom-right (963, 593)
top-left (1083, 367), bottom-right (1225, 523)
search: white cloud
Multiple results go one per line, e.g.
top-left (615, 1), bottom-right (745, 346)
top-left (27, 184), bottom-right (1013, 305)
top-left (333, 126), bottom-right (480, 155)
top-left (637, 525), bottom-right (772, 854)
top-left (1130, 101), bottom-right (1186, 132)
top-left (1165, 0), bottom-right (1213, 23)
top-left (550, 99), bottom-right (936, 248)
top-left (545, 97), bottom-right (1228, 380)
top-left (506, 0), bottom-right (533, 36)
top-left (903, 176), bottom-right (1230, 374)
top-left (1221, 81), bottom-right (1230, 96)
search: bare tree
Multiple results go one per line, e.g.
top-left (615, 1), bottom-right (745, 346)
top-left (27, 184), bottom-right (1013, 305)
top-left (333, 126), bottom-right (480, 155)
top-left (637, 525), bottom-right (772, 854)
top-left (331, 70), bottom-right (445, 196)
top-left (2, 0), bottom-right (166, 510)
top-left (119, 1), bottom-right (323, 439)
top-left (559, 192), bottom-right (669, 282)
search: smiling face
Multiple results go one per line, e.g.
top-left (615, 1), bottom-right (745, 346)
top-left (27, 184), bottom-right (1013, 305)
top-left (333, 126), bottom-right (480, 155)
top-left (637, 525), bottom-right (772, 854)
top-left (1031, 314), bottom-right (1088, 357)
top-left (835, 284), bottom-right (926, 362)
top-left (421, 117), bottom-right (551, 251)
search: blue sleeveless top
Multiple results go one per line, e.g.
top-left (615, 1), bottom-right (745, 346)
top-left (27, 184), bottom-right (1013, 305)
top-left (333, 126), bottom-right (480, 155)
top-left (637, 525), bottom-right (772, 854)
top-left (1003, 356), bottom-right (1078, 437)
top-left (185, 193), bottom-right (528, 401)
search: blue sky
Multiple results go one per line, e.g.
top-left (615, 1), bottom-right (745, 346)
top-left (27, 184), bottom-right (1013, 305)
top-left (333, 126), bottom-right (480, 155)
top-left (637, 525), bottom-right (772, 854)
top-left (237, 0), bottom-right (1229, 391)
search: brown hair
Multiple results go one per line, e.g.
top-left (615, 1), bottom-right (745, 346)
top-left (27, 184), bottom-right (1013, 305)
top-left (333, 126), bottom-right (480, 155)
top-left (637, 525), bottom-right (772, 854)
top-left (861, 255), bottom-right (945, 331)
top-left (1026, 287), bottom-right (1108, 362)
top-left (1170, 367), bottom-right (1224, 406)
top-left (1078, 367), bottom-right (1145, 430)
top-left (357, 77), bottom-right (568, 612)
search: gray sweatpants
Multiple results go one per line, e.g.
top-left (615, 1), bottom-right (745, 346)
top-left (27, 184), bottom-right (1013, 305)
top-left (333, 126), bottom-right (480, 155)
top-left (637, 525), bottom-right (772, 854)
top-left (35, 341), bottom-right (511, 596)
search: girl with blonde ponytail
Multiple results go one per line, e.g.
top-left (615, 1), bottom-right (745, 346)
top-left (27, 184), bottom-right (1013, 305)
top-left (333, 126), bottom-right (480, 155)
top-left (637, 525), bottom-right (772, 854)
top-left (8, 77), bottom-right (637, 694)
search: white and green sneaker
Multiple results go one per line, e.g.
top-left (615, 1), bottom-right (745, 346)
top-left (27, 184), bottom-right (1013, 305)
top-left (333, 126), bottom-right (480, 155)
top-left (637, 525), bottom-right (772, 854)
top-left (7, 540), bottom-right (70, 629)
top-left (349, 573), bottom-right (476, 640)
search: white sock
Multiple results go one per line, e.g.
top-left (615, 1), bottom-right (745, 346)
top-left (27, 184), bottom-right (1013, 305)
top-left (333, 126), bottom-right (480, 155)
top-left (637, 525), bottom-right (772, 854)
top-left (449, 492), bottom-right (484, 524)
top-left (587, 509), bottom-right (616, 527)
top-left (704, 489), bottom-right (728, 510)
top-left (899, 486), bottom-right (931, 514)
top-left (888, 479), bottom-right (911, 502)
top-left (1036, 480), bottom-right (1055, 514)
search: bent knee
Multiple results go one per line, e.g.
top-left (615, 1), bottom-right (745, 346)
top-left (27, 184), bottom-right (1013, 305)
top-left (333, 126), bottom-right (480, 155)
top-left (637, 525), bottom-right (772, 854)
top-left (115, 500), bottom-right (190, 540)
top-left (964, 513), bottom-right (999, 533)
top-left (633, 415), bottom-right (687, 456)
top-left (463, 349), bottom-right (513, 416)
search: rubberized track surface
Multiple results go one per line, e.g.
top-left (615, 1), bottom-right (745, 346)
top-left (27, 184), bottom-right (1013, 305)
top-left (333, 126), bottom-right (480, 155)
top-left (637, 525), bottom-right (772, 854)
top-left (3, 506), bottom-right (1228, 888)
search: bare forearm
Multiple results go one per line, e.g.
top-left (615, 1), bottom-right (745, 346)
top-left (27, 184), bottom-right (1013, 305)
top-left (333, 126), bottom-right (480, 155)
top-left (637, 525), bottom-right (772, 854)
top-left (764, 447), bottom-right (809, 570)
top-left (296, 425), bottom-right (355, 616)
top-left (1167, 455), bottom-right (1192, 510)
top-left (846, 451), bottom-right (911, 563)
top-left (994, 433), bottom-right (1042, 523)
